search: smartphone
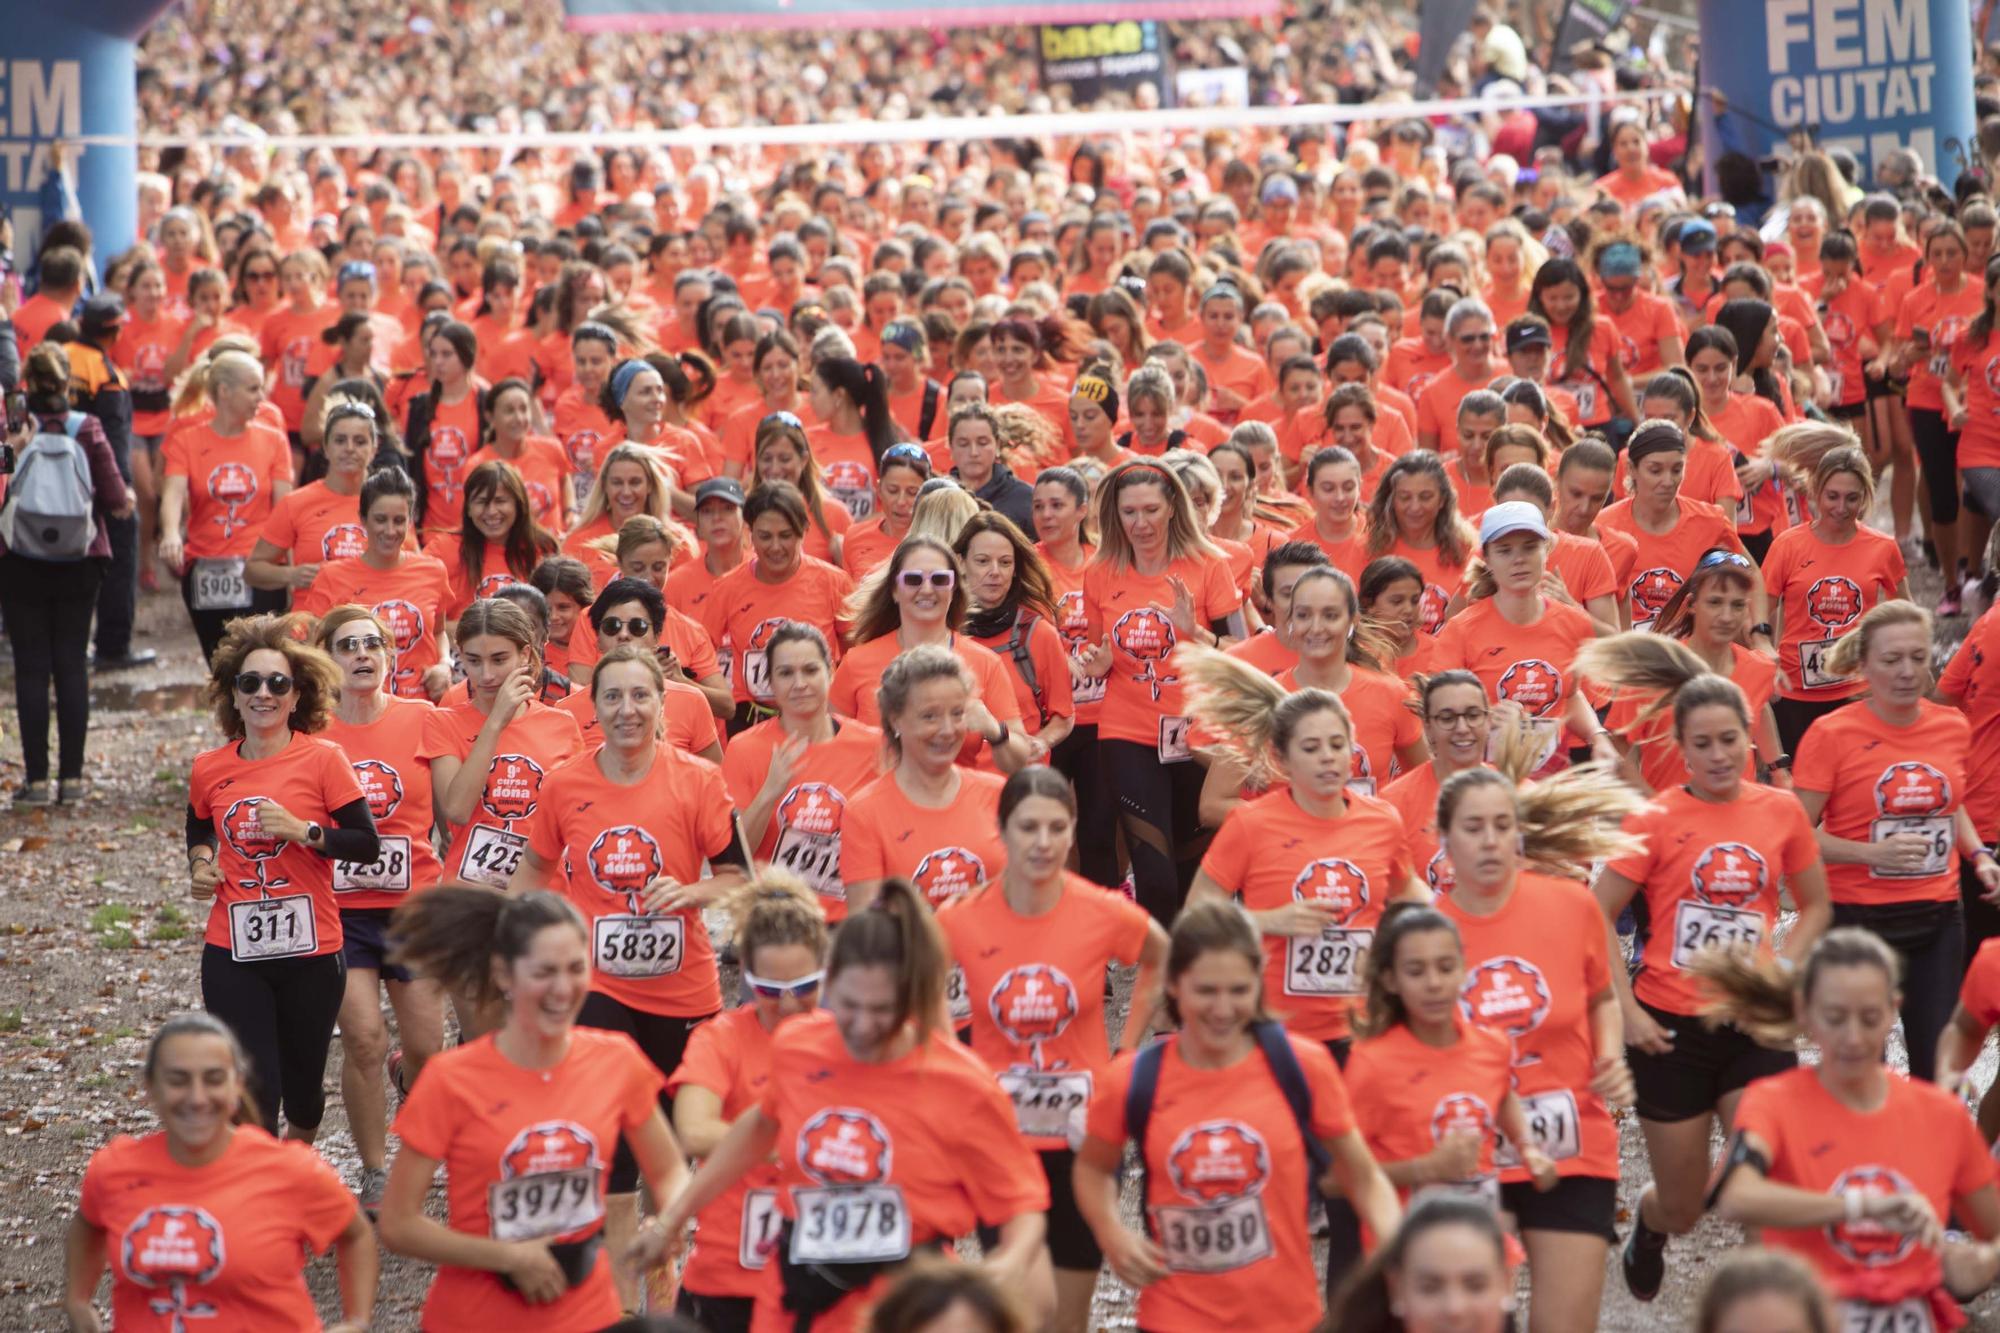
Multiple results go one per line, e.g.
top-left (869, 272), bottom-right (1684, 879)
top-left (4, 391), bottom-right (24, 434)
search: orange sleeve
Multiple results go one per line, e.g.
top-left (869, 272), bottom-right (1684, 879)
top-left (162, 431), bottom-right (191, 481)
top-left (1108, 892), bottom-right (1152, 967)
top-left (414, 703), bottom-right (462, 763)
top-left (1033, 621), bottom-right (1075, 718)
top-left (1791, 714), bottom-right (1840, 795)
top-left (1393, 690), bottom-right (1424, 751)
top-left (318, 740), bottom-right (366, 811)
top-left (524, 769), bottom-right (568, 863)
top-left (260, 493), bottom-right (299, 552)
top-left (77, 1146), bottom-right (112, 1228)
top-left (1942, 614), bottom-right (1995, 699)
top-left (285, 1141), bottom-right (363, 1252)
top-left (391, 1060), bottom-right (460, 1160)
top-left (1198, 807), bottom-right (1255, 892)
top-left (1961, 943), bottom-right (2000, 1028)
top-left (1604, 804), bottom-right (1659, 884)
top-left (667, 1014), bottom-right (738, 1098)
top-left (1297, 1037), bottom-right (1356, 1139)
top-left (1201, 555), bottom-right (1243, 623)
top-left (1084, 1050), bottom-right (1137, 1151)
top-left (720, 737), bottom-right (762, 812)
top-left (1575, 886), bottom-right (1611, 996)
top-left (1731, 1074), bottom-right (1787, 1152)
top-left (1778, 795), bottom-right (1821, 876)
top-left (677, 692), bottom-right (719, 756)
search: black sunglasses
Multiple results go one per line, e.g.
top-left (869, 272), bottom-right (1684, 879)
top-left (601, 616), bottom-right (655, 637)
top-left (234, 671), bottom-right (294, 697)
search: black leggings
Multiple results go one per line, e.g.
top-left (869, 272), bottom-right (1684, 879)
top-left (1101, 738), bottom-right (1207, 925)
top-left (1770, 694), bottom-right (1851, 758)
top-left (1831, 899), bottom-right (1963, 1081)
top-left (179, 577), bottom-right (288, 672)
top-left (200, 944), bottom-right (345, 1133)
top-left (676, 1291), bottom-right (752, 1333)
top-left (0, 554), bottom-right (103, 783)
top-left (1052, 723), bottom-right (1120, 888)
top-left (1910, 407), bottom-right (1963, 525)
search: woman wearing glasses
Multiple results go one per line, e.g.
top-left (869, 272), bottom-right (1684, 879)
top-left (1414, 299), bottom-right (1502, 462)
top-left (829, 536), bottom-right (1033, 771)
top-left (311, 605), bottom-right (446, 1215)
top-left (1382, 671), bottom-right (1498, 895)
top-left (842, 442), bottom-right (932, 580)
top-left (512, 643), bottom-right (753, 1311)
top-left (668, 873), bottom-right (829, 1333)
top-left (185, 614), bottom-right (380, 1142)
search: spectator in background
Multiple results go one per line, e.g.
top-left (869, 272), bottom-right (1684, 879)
top-left (67, 295), bottom-right (156, 670)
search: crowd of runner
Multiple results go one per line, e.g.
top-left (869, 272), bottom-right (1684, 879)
top-left (11, 5), bottom-right (2000, 1330)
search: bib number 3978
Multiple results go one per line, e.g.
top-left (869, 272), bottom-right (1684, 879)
top-left (1152, 1195), bottom-right (1273, 1274)
top-left (1839, 1297), bottom-right (1936, 1333)
top-left (789, 1185), bottom-right (910, 1264)
top-left (227, 895), bottom-right (316, 962)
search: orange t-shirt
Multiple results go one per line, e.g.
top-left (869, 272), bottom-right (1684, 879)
top-left (1284, 520), bottom-right (1372, 585)
top-left (1345, 1017), bottom-right (1518, 1210)
top-left (1041, 552), bottom-right (1103, 728)
top-left (1084, 1032), bottom-right (1355, 1333)
top-left (1598, 291), bottom-right (1682, 380)
top-left (1548, 531), bottom-right (1618, 608)
top-left (721, 718), bottom-right (885, 921)
top-left (556, 678), bottom-right (718, 756)
top-left (1761, 523), bottom-right (1906, 702)
top-left (1193, 342), bottom-right (1276, 414)
top-left (1272, 666), bottom-right (1422, 796)
top-left (258, 480), bottom-right (371, 566)
top-left (828, 633), bottom-right (1022, 765)
top-left (1803, 273), bottom-right (1886, 409)
top-left (259, 304), bottom-right (338, 431)
top-left (701, 558), bottom-right (856, 705)
top-left (1437, 871), bottom-right (1618, 1181)
top-left (1605, 783), bottom-right (1820, 1015)
top-left (1595, 496), bottom-right (1745, 629)
top-left (1226, 628), bottom-right (1298, 677)
top-left (423, 532), bottom-right (529, 621)
top-left (295, 554), bottom-right (452, 698)
top-left (990, 376), bottom-right (1081, 456)
top-left (418, 391), bottom-right (481, 533)
top-left (1939, 603), bottom-right (2000, 836)
top-left (839, 768), bottom-right (1007, 908)
top-left (1382, 761), bottom-right (1467, 894)
top-left (1793, 699), bottom-right (1971, 906)
top-left (1960, 937), bottom-right (2000, 1028)
top-left (163, 421), bottom-right (294, 560)
top-left (939, 874), bottom-right (1153, 1147)
top-left (1708, 393), bottom-right (1795, 536)
top-left (1385, 337), bottom-right (1451, 401)
top-left (667, 549), bottom-right (748, 621)
top-left (666, 1006), bottom-right (786, 1299)
top-left (1544, 319), bottom-right (1622, 427)
top-left (1950, 332), bottom-right (2000, 471)
top-left (1415, 363), bottom-right (1502, 461)
top-left (319, 695), bottom-right (446, 909)
top-left (1202, 790), bottom-right (1414, 1040)
top-left (554, 389), bottom-right (616, 509)
top-left (1898, 279), bottom-right (1986, 412)
top-left (466, 437), bottom-right (571, 533)
top-left (1602, 643), bottom-right (1777, 793)
top-left (1083, 553), bottom-right (1242, 749)
top-left (752, 1013), bottom-right (1048, 1333)
top-left (1433, 596), bottom-right (1596, 769)
top-left (969, 616), bottom-right (1077, 735)
top-left (80, 1127), bottom-right (357, 1331)
top-left (839, 516), bottom-right (903, 581)
top-left (393, 1028), bottom-right (667, 1332)
top-left (418, 699), bottom-right (586, 889)
top-left (558, 513), bottom-right (622, 592)
top-left (1734, 1067), bottom-right (1993, 1307)
top-left (189, 734), bottom-right (365, 957)
top-left (568, 605), bottom-right (721, 685)
top-left (722, 397), bottom-right (818, 476)
top-left (526, 743), bottom-right (734, 1017)
top-left (1614, 432), bottom-right (1745, 516)
top-left (1377, 538), bottom-right (1469, 636)
top-left (117, 311), bottom-right (186, 437)
top-left (805, 425), bottom-right (881, 522)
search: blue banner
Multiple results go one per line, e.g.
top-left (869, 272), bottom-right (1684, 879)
top-left (1700, 0), bottom-right (1977, 190)
top-left (566, 0), bottom-right (1274, 33)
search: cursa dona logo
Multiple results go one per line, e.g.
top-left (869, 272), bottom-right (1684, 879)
top-left (797, 1107), bottom-right (893, 1185)
top-left (1165, 1120), bottom-right (1271, 1204)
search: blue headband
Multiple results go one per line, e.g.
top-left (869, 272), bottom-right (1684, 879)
top-left (609, 358), bottom-right (650, 408)
top-left (1597, 243), bottom-right (1643, 279)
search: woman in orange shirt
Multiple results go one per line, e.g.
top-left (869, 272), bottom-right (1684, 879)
top-left (427, 461), bottom-right (559, 623)
top-left (753, 415), bottom-right (852, 565)
top-left (808, 356), bottom-right (900, 523)
top-left (296, 468), bottom-right (454, 700)
top-left (1592, 121), bottom-right (1685, 215)
top-left (1586, 652), bottom-right (1831, 1304)
top-left (1709, 930), bottom-right (2000, 1330)
top-left (1324, 1195), bottom-right (1517, 1333)
top-left (1432, 767), bottom-right (1640, 1332)
top-left (1763, 439), bottom-right (1911, 752)
top-left (1528, 258), bottom-right (1637, 434)
top-left (403, 320), bottom-right (485, 535)
top-left (65, 1014), bottom-right (377, 1332)
top-left (842, 442), bottom-right (930, 580)
top-left (185, 616), bottom-right (378, 1140)
top-left (1899, 224), bottom-right (1983, 599)
top-left (1346, 904), bottom-right (1557, 1219)
top-left (723, 332), bottom-right (818, 478)
top-left (1629, 368), bottom-right (1745, 517)
top-left (248, 399), bottom-right (380, 597)
top-left (562, 443), bottom-right (678, 592)
top-left (1596, 421), bottom-right (1768, 635)
top-left (669, 874), bottom-right (829, 1333)
top-left (958, 511), bottom-right (1076, 753)
top-left (603, 357), bottom-right (707, 518)
top-left (1793, 600), bottom-right (2000, 1082)
top-left (379, 889), bottom-right (690, 1333)
top-left (259, 249), bottom-right (336, 439)
top-left (1362, 450), bottom-right (1476, 636)
top-left (1074, 899), bottom-right (1401, 1332)
top-left (990, 316), bottom-right (1083, 451)
top-left (1382, 671), bottom-right (1495, 896)
top-left (467, 378), bottom-right (574, 534)
top-left (840, 645), bottom-right (1011, 912)
top-left (1359, 555), bottom-right (1442, 680)
top-left (1290, 444), bottom-right (1373, 581)
top-left (158, 349), bottom-right (295, 663)
top-left (939, 767), bottom-right (1168, 1333)
top-left (654, 879), bottom-right (1055, 1332)
top-left (1078, 460), bottom-right (1247, 922)
top-left (515, 645), bottom-right (750, 1309)
top-left (724, 624), bottom-right (884, 922)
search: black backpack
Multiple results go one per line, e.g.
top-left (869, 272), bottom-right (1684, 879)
top-left (916, 378), bottom-right (944, 441)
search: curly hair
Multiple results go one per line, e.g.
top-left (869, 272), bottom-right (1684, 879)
top-left (204, 613), bottom-right (342, 738)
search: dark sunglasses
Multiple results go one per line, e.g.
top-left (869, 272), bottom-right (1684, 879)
top-left (881, 443), bottom-right (933, 471)
top-left (1455, 332), bottom-right (1494, 345)
top-left (600, 616), bottom-right (656, 637)
top-left (762, 410), bottom-right (803, 429)
top-left (332, 634), bottom-right (387, 654)
top-left (744, 969), bottom-right (823, 999)
top-left (234, 671), bottom-right (294, 697)
top-left (896, 569), bottom-right (955, 590)
top-left (245, 270), bottom-right (278, 281)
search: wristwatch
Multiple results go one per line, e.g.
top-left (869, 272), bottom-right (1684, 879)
top-left (304, 821), bottom-right (324, 848)
top-left (1750, 622), bottom-right (1773, 638)
top-left (1769, 754), bottom-right (1794, 771)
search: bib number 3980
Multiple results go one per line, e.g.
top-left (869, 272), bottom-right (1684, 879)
top-left (789, 1185), bottom-right (910, 1264)
top-left (1152, 1195), bottom-right (1273, 1274)
top-left (227, 895), bottom-right (316, 962)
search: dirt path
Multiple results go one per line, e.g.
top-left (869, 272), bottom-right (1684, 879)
top-left (4, 561), bottom-right (1998, 1329)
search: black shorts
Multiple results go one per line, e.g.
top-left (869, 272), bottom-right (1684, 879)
top-left (676, 1289), bottom-right (752, 1333)
top-left (978, 1148), bottom-right (1102, 1272)
top-left (1827, 399), bottom-right (1867, 421)
top-left (1628, 1000), bottom-right (1797, 1122)
top-left (1500, 1173), bottom-right (1617, 1242)
top-left (340, 907), bottom-right (413, 983)
top-left (576, 991), bottom-right (716, 1193)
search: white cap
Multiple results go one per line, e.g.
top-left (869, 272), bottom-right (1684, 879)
top-left (1478, 501), bottom-right (1551, 547)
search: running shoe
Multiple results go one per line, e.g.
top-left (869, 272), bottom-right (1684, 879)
top-left (1621, 1213), bottom-right (1667, 1301)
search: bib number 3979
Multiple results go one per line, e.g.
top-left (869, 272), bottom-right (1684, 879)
top-left (488, 1168), bottom-right (601, 1243)
top-left (1152, 1195), bottom-right (1273, 1274)
top-left (789, 1185), bottom-right (910, 1264)
top-left (227, 894), bottom-right (316, 962)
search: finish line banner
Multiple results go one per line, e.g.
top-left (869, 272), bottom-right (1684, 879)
top-left (1039, 21), bottom-right (1174, 107)
top-left (565, 0), bottom-right (1274, 32)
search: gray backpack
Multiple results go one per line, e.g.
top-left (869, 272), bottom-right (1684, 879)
top-left (2, 413), bottom-right (96, 561)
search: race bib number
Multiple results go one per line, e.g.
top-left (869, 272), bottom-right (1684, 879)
top-left (744, 649), bottom-right (772, 702)
top-left (739, 1188), bottom-right (781, 1270)
top-left (1671, 900), bottom-right (1765, 969)
top-left (228, 894), bottom-right (317, 962)
top-left (830, 486), bottom-right (876, 521)
top-left (1799, 637), bottom-right (1843, 691)
top-left (1495, 1089), bottom-right (1581, 1167)
top-left (1840, 1297), bottom-right (1936, 1333)
top-left (460, 824), bottom-right (527, 888)
top-left (772, 826), bottom-right (842, 901)
top-left (488, 1169), bottom-right (601, 1243)
top-left (1869, 816), bottom-right (1953, 879)
top-left (1158, 715), bottom-right (1193, 764)
top-left (1826, 369), bottom-right (1846, 404)
top-left (1070, 660), bottom-right (1106, 707)
top-left (1562, 379), bottom-right (1599, 421)
top-left (946, 964), bottom-right (971, 1026)
top-left (715, 643), bottom-right (734, 682)
top-left (1735, 490), bottom-right (1756, 527)
top-left (592, 913), bottom-right (685, 978)
top-left (1285, 928), bottom-right (1373, 997)
top-left (191, 557), bottom-right (252, 611)
top-left (333, 835), bottom-right (412, 894)
top-left (1152, 1195), bottom-right (1274, 1274)
top-left (789, 1185), bottom-right (911, 1265)
top-left (997, 1069), bottom-right (1092, 1142)
top-left (1412, 1176), bottom-right (1502, 1211)
top-left (1524, 716), bottom-right (1562, 773)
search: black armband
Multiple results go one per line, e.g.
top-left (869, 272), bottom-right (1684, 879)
top-left (1704, 1133), bottom-right (1770, 1211)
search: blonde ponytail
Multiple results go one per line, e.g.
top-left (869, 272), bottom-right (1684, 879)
top-left (1177, 642), bottom-right (1353, 789)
